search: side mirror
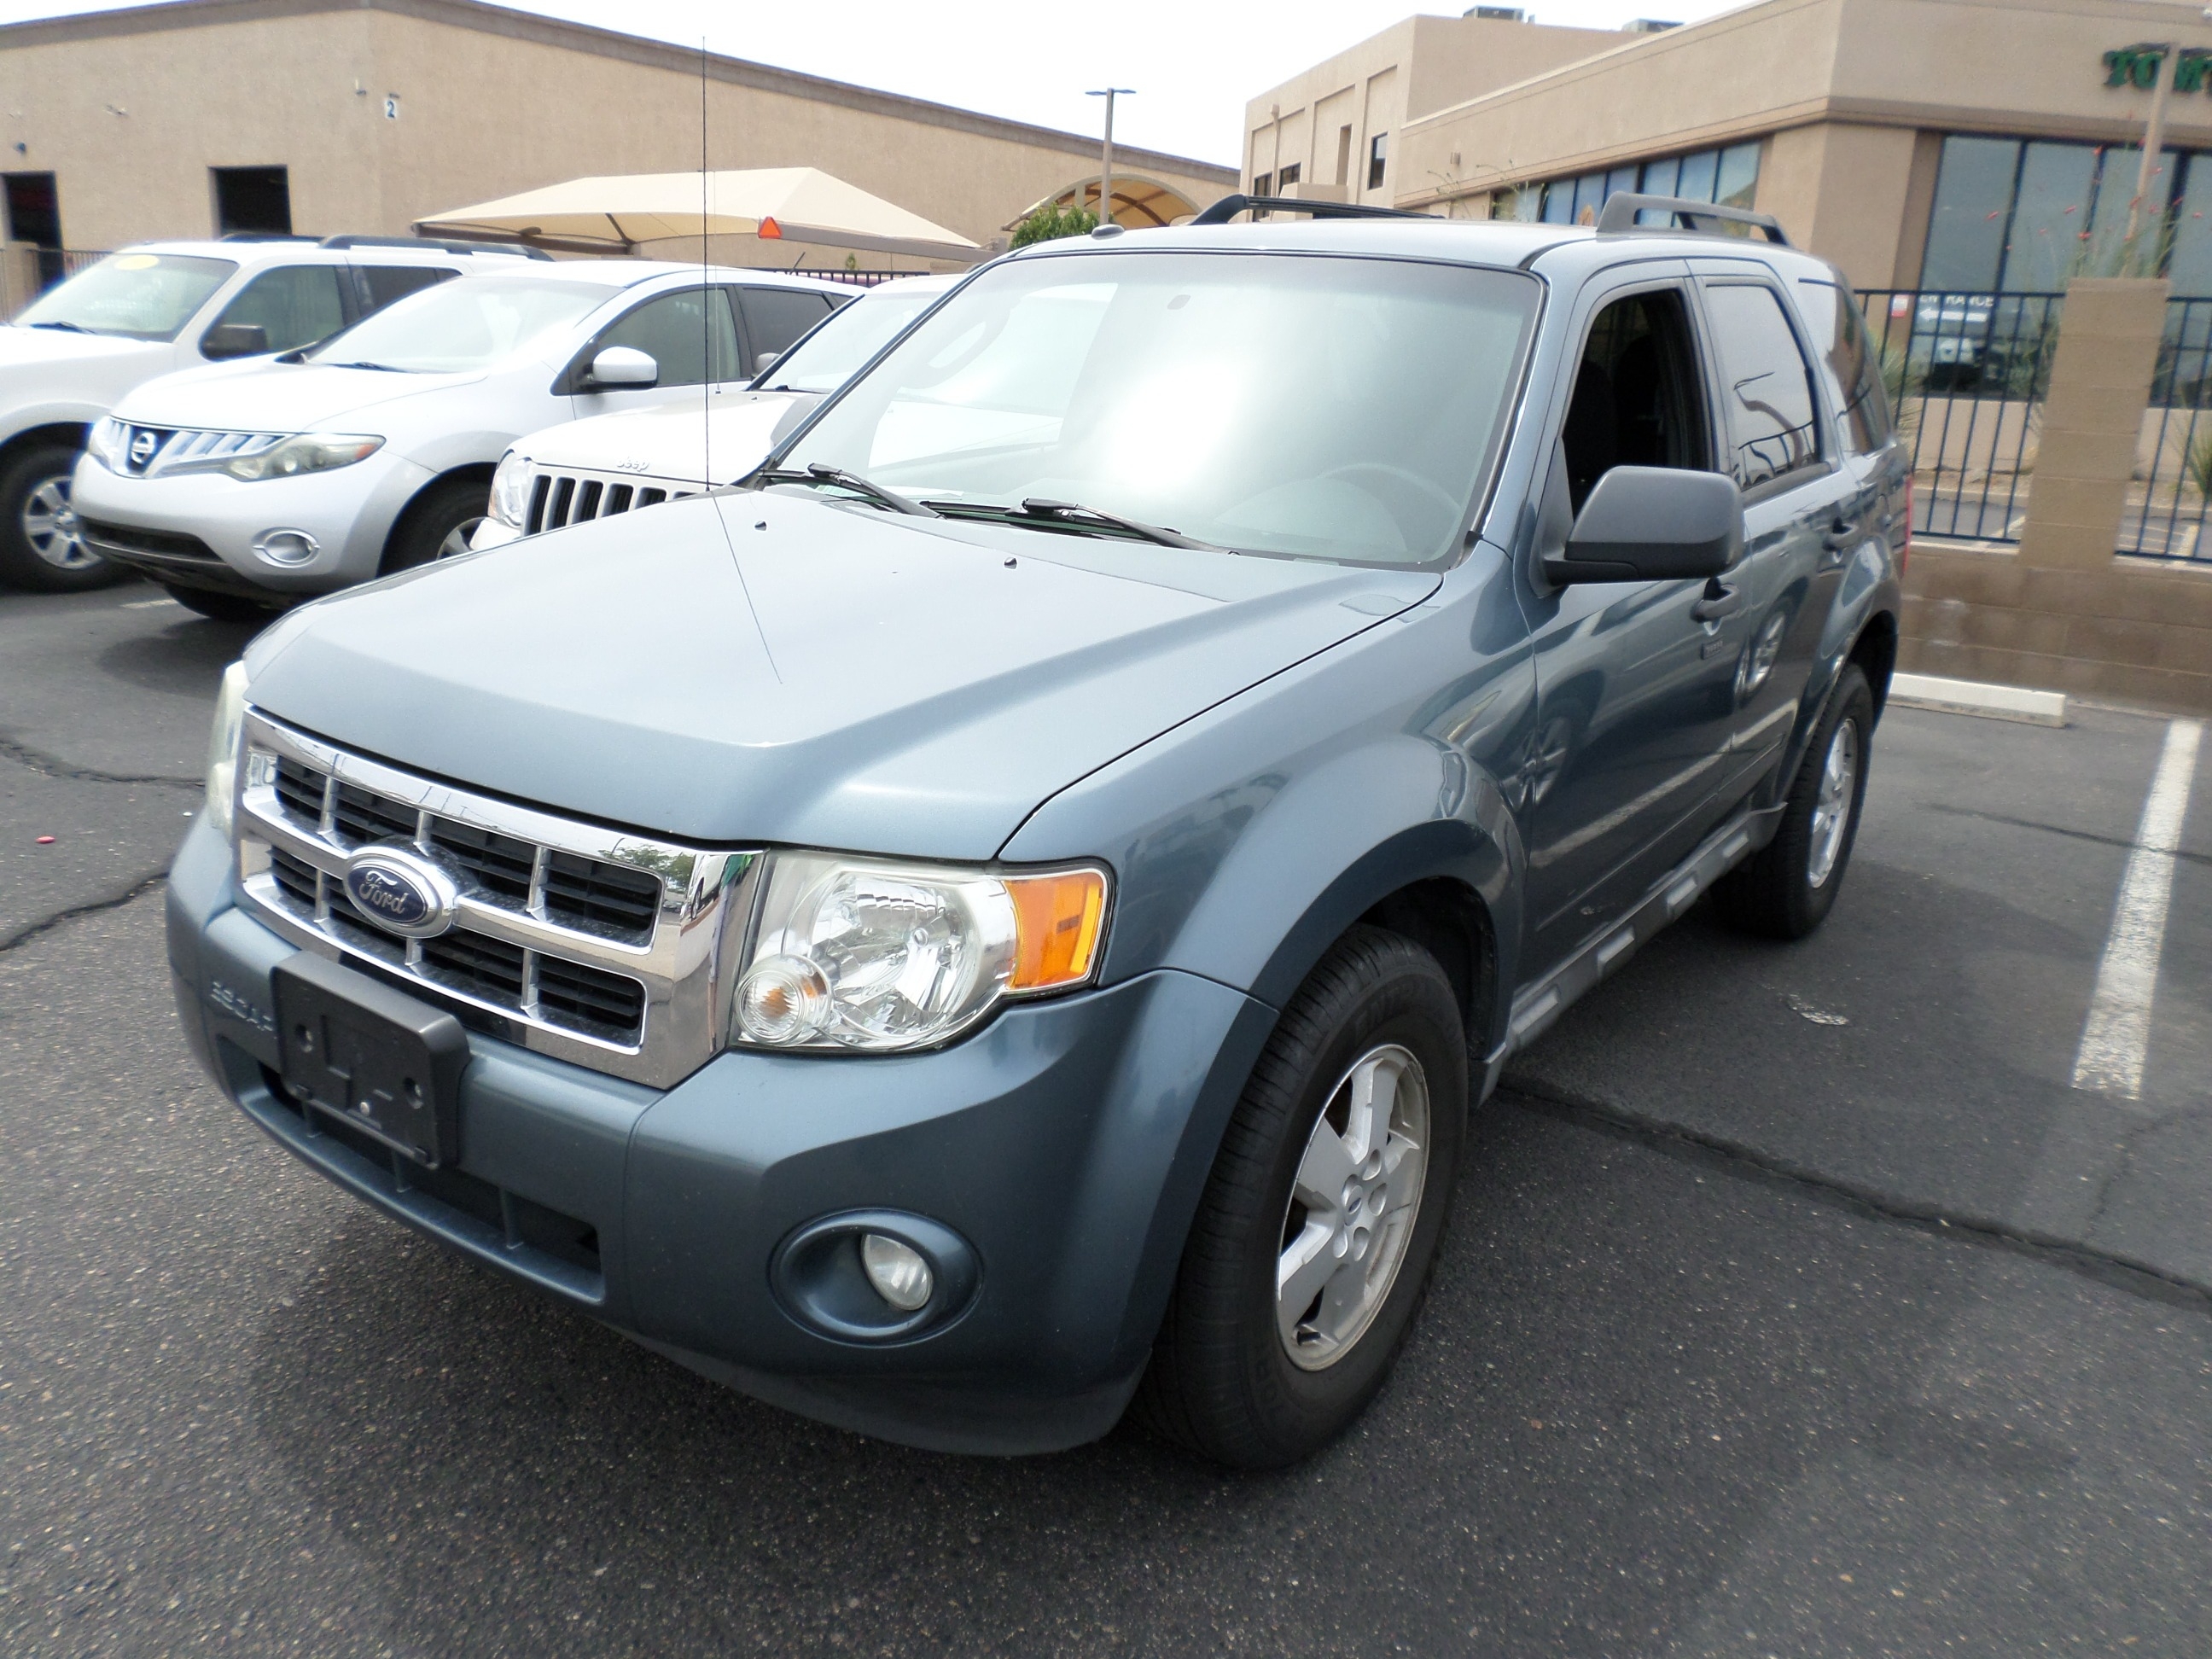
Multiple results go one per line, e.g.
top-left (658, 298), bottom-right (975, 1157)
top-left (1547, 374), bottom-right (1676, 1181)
top-left (1545, 465), bottom-right (1742, 585)
top-left (587, 346), bottom-right (658, 388)
top-left (754, 349), bottom-right (783, 377)
top-left (201, 321), bottom-right (270, 360)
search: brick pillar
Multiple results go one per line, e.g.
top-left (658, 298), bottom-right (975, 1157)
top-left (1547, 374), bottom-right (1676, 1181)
top-left (2016, 276), bottom-right (2168, 571)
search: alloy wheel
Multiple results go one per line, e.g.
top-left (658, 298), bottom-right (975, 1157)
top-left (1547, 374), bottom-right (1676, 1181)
top-left (1276, 1042), bottom-right (1429, 1371)
top-left (1807, 717), bottom-right (1859, 888)
top-left (22, 474), bottom-right (96, 572)
top-left (435, 516), bottom-right (486, 561)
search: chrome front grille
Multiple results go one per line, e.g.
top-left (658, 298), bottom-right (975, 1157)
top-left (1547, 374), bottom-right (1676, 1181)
top-left (524, 466), bottom-right (698, 535)
top-left (234, 711), bottom-right (757, 1087)
top-left (116, 423), bottom-right (283, 478)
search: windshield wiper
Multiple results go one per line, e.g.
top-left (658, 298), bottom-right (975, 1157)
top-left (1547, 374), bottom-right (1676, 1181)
top-left (27, 319), bottom-right (92, 333)
top-left (925, 496), bottom-right (1219, 551)
top-left (329, 359), bottom-right (407, 373)
top-left (757, 463), bottom-right (939, 517)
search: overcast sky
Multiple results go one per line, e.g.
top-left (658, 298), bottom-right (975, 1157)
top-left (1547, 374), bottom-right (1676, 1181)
top-left (0, 0), bottom-right (1747, 165)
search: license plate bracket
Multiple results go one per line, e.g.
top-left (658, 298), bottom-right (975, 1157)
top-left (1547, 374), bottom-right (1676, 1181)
top-left (273, 953), bottom-right (469, 1167)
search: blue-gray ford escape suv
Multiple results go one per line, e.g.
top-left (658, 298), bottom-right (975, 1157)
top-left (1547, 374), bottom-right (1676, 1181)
top-left (167, 195), bottom-right (1904, 1467)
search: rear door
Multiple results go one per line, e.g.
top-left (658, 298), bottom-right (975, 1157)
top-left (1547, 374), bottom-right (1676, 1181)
top-left (734, 285), bottom-right (839, 378)
top-left (352, 262), bottom-right (459, 318)
top-left (1691, 265), bottom-right (1859, 798)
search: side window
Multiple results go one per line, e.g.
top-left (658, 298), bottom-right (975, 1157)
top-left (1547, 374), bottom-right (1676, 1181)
top-left (594, 287), bottom-right (742, 387)
top-left (1558, 288), bottom-right (1709, 512)
top-left (737, 287), bottom-right (836, 368)
top-left (1703, 282), bottom-right (1824, 489)
top-left (358, 264), bottom-right (457, 311)
top-left (203, 264), bottom-right (347, 357)
top-left (1795, 279), bottom-right (1891, 456)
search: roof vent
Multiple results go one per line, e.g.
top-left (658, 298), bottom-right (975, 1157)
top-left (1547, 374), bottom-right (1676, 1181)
top-left (1466, 6), bottom-right (1527, 20)
top-left (1623, 17), bottom-right (1682, 31)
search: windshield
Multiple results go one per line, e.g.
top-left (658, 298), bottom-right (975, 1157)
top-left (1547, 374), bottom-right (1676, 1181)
top-left (16, 252), bottom-right (236, 341)
top-left (305, 276), bottom-right (616, 373)
top-left (755, 282), bottom-right (946, 395)
top-left (776, 251), bottom-right (1538, 565)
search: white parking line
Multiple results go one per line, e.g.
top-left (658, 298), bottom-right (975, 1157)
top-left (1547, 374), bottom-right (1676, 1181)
top-left (120, 597), bottom-right (179, 610)
top-left (2072, 719), bottom-right (2203, 1099)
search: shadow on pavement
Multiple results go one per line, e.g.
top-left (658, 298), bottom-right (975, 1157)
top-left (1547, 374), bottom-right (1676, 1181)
top-left (94, 614), bottom-right (260, 699)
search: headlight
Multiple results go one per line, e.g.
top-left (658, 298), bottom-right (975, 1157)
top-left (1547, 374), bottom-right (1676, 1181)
top-left (203, 661), bottom-right (248, 841)
top-left (86, 416), bottom-right (129, 471)
top-left (165, 433), bottom-right (385, 481)
top-left (732, 853), bottom-right (1109, 1052)
top-left (489, 450), bottom-right (533, 528)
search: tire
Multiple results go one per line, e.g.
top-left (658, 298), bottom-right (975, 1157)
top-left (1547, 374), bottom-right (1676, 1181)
top-left (0, 442), bottom-right (119, 592)
top-left (1135, 925), bottom-right (1469, 1468)
top-left (1715, 663), bottom-right (1874, 940)
top-left (380, 476), bottom-right (491, 575)
top-left (160, 583), bottom-right (280, 625)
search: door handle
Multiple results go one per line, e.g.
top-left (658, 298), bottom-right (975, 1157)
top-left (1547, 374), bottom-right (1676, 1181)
top-left (1691, 580), bottom-right (1742, 623)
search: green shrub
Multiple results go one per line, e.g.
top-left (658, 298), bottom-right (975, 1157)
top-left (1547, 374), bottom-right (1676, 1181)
top-left (1011, 203), bottom-right (1098, 247)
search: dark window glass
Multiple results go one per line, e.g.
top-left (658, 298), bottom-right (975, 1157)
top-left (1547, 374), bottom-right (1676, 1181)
top-left (1704, 282), bottom-right (1823, 488)
top-left (1253, 172), bottom-right (1272, 197)
top-left (1921, 136), bottom-right (2017, 293)
top-left (1368, 132), bottom-right (1388, 190)
top-left (738, 287), bottom-right (835, 366)
top-left (1278, 162), bottom-right (1302, 189)
top-left (211, 166), bottom-right (292, 236)
top-left (1560, 288), bottom-right (1709, 512)
top-left (1796, 280), bottom-right (1891, 454)
top-left (3, 171), bottom-right (60, 247)
top-left (2002, 142), bottom-right (2097, 293)
top-left (360, 264), bottom-right (457, 310)
top-left (206, 264), bottom-right (346, 356)
top-left (594, 287), bottom-right (741, 387)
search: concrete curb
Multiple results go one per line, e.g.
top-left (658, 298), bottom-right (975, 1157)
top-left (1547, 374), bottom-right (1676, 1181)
top-left (1889, 672), bottom-right (2068, 726)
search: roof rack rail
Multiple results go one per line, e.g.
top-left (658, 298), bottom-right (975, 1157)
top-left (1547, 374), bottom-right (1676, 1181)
top-left (218, 231), bottom-right (319, 243)
top-left (317, 234), bottom-right (550, 259)
top-left (1190, 193), bottom-right (1433, 226)
top-left (1593, 194), bottom-right (1790, 244)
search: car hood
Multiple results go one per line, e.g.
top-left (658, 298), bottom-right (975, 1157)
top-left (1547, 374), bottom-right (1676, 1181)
top-left (0, 324), bottom-right (167, 369)
top-left (111, 358), bottom-right (482, 432)
top-left (245, 491), bottom-right (1437, 858)
top-left (516, 390), bottom-right (818, 486)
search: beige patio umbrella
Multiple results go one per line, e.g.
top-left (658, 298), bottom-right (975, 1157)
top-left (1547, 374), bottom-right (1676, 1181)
top-left (414, 167), bottom-right (979, 261)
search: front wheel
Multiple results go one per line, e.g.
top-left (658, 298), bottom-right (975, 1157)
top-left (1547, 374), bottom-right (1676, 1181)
top-left (0, 443), bottom-right (119, 591)
top-left (1134, 926), bottom-right (1467, 1468)
top-left (380, 476), bottom-right (491, 575)
top-left (1716, 663), bottom-right (1874, 940)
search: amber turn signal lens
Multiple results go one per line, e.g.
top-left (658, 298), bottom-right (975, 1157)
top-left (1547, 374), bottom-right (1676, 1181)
top-left (1005, 869), bottom-right (1108, 991)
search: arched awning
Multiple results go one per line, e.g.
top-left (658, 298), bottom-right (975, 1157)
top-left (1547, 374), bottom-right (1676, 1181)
top-left (1010, 173), bottom-right (1200, 231)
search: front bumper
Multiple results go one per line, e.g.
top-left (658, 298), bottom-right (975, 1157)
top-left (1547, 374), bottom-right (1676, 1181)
top-left (166, 816), bottom-right (1274, 1454)
top-left (71, 449), bottom-right (432, 595)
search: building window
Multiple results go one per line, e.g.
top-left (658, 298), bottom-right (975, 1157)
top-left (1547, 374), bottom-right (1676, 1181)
top-left (212, 166), bottom-right (292, 236)
top-left (1368, 132), bottom-right (1388, 190)
top-left (1336, 125), bottom-right (1353, 188)
top-left (1253, 172), bottom-right (1272, 197)
top-left (1495, 139), bottom-right (1760, 230)
top-left (1916, 133), bottom-right (2212, 294)
top-left (1278, 162), bottom-right (1301, 192)
top-left (3, 172), bottom-right (62, 288)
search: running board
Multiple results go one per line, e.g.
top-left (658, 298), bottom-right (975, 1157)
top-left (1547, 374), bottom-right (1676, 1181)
top-left (1493, 803), bottom-right (1783, 1070)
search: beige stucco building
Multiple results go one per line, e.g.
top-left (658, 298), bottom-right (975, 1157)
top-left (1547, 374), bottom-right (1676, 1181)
top-left (1249, 0), bottom-right (2212, 294)
top-left (0, 0), bottom-right (1234, 271)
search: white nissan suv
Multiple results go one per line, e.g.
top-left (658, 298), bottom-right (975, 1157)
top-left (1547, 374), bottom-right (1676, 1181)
top-left (73, 262), bottom-right (850, 620)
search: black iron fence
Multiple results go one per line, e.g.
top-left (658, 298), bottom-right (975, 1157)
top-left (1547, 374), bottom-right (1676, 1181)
top-left (2128, 297), bottom-right (2212, 561)
top-left (1856, 288), bottom-right (2064, 547)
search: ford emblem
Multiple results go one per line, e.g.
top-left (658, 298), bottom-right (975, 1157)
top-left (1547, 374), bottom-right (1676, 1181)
top-left (341, 845), bottom-right (459, 939)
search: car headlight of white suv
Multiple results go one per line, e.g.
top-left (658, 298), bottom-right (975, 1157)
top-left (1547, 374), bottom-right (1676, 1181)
top-left (731, 853), bottom-right (1109, 1052)
top-left (196, 433), bottom-right (384, 482)
top-left (489, 449), bottom-right (533, 528)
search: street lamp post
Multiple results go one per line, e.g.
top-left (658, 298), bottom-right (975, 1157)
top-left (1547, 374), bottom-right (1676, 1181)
top-left (1087, 87), bottom-right (1133, 229)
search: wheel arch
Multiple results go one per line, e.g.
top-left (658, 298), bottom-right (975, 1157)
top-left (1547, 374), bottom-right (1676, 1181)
top-left (0, 421), bottom-right (92, 471)
top-left (380, 462), bottom-right (496, 571)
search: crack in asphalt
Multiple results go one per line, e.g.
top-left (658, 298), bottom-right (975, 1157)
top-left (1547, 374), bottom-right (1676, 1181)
top-left (0, 733), bottom-right (201, 789)
top-left (1499, 1074), bottom-right (2212, 1315)
top-left (1924, 800), bottom-right (2212, 869)
top-left (1, 870), bottom-right (169, 954)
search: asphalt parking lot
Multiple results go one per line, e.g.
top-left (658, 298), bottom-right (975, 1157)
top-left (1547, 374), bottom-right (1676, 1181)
top-left (3, 581), bottom-right (2209, 1657)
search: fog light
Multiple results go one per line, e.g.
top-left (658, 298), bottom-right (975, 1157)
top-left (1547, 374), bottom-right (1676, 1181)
top-left (252, 528), bottom-right (319, 568)
top-left (859, 1233), bottom-right (933, 1311)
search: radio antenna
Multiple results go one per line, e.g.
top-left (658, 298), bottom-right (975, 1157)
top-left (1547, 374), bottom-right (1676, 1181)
top-left (700, 36), bottom-right (710, 493)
